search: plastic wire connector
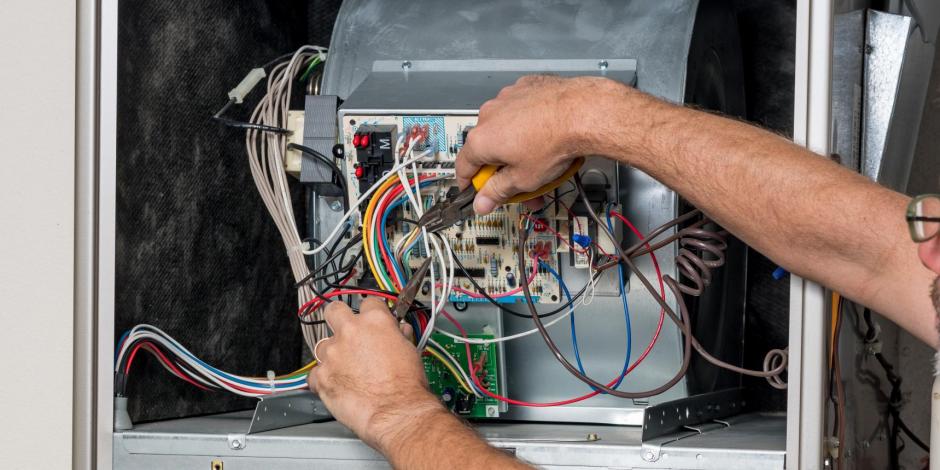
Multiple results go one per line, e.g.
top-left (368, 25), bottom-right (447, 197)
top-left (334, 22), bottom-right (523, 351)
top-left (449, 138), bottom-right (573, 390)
top-left (228, 68), bottom-right (267, 104)
top-left (572, 233), bottom-right (592, 249)
top-left (114, 396), bottom-right (134, 431)
top-left (266, 370), bottom-right (276, 393)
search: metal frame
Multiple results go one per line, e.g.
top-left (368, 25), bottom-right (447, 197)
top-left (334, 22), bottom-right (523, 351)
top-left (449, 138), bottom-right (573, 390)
top-left (74, 0), bottom-right (99, 469)
top-left (92, 0), bottom-right (118, 469)
top-left (788, 0), bottom-right (834, 468)
top-left (80, 0), bottom-right (837, 467)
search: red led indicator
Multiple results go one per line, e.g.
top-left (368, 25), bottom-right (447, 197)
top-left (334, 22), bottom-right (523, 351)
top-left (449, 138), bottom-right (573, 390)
top-left (361, 134), bottom-right (370, 147)
top-left (354, 166), bottom-right (364, 178)
top-left (352, 134), bottom-right (361, 147)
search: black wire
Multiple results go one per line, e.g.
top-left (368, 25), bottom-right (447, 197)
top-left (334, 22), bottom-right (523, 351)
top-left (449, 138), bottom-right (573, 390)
top-left (446, 240), bottom-right (601, 319)
top-left (294, 233), bottom-right (362, 288)
top-left (861, 308), bottom-right (930, 457)
top-left (288, 143), bottom-right (350, 214)
top-left (212, 52), bottom-right (316, 134)
top-left (211, 99), bottom-right (292, 134)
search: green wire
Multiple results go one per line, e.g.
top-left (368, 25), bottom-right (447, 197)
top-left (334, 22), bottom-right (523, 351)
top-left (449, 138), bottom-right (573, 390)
top-left (299, 56), bottom-right (322, 83)
top-left (372, 232), bottom-right (396, 290)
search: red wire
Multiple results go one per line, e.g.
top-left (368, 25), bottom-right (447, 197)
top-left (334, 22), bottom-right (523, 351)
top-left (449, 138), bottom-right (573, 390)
top-left (141, 343), bottom-right (212, 391)
top-left (295, 209), bottom-right (669, 407)
top-left (523, 214), bottom-right (609, 256)
top-left (447, 257), bottom-right (539, 299)
top-left (297, 290), bottom-right (399, 316)
top-left (439, 210), bottom-right (668, 407)
top-left (557, 200), bottom-right (582, 234)
top-left (373, 175), bottom-right (432, 291)
top-left (375, 182), bottom-right (410, 289)
top-left (124, 341), bottom-right (212, 391)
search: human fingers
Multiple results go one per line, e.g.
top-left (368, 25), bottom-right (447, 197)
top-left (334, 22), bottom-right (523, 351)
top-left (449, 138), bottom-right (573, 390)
top-left (472, 166), bottom-right (529, 215)
top-left (313, 337), bottom-right (334, 364)
top-left (359, 296), bottom-right (395, 325)
top-left (324, 301), bottom-right (355, 335)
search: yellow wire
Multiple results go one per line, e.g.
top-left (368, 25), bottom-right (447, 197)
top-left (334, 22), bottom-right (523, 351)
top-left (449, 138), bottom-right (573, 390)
top-left (426, 348), bottom-right (474, 395)
top-left (829, 292), bottom-right (841, 366)
top-left (246, 360), bottom-right (317, 381)
top-left (362, 177), bottom-right (400, 291)
top-left (281, 360), bottom-right (316, 378)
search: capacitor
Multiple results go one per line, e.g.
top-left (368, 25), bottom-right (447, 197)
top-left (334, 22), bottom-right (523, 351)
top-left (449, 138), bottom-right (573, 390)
top-left (490, 257), bottom-right (498, 277)
top-left (442, 387), bottom-right (456, 406)
top-left (506, 272), bottom-right (517, 288)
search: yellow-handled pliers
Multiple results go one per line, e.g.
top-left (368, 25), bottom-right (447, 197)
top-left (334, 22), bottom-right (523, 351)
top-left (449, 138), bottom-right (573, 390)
top-left (417, 158), bottom-right (585, 233)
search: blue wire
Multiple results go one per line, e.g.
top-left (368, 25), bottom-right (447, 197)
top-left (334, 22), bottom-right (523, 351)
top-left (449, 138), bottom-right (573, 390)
top-left (132, 326), bottom-right (306, 389)
top-left (547, 204), bottom-right (632, 393)
top-left (606, 204), bottom-right (632, 390)
top-left (538, 260), bottom-right (588, 374)
top-left (379, 181), bottom-right (435, 285)
top-left (115, 330), bottom-right (131, 362)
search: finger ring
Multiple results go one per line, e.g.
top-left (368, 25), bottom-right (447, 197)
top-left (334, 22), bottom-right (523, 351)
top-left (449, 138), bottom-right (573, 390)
top-left (313, 337), bottom-right (332, 364)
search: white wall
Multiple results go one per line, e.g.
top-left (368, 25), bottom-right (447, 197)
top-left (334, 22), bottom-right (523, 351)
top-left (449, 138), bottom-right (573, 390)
top-left (0, 1), bottom-right (75, 468)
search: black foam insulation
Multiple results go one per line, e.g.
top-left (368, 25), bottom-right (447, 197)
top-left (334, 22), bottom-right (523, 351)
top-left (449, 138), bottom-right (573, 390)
top-left (115, 0), bottom-right (343, 422)
top-left (733, 0), bottom-right (796, 412)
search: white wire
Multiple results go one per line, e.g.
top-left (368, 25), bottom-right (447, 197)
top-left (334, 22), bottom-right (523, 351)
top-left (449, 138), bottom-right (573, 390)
top-left (245, 46), bottom-right (328, 348)
top-left (428, 338), bottom-right (483, 398)
top-left (433, 280), bottom-right (591, 346)
top-left (300, 151), bottom-right (434, 256)
top-left (118, 325), bottom-right (308, 397)
top-left (583, 250), bottom-right (598, 306)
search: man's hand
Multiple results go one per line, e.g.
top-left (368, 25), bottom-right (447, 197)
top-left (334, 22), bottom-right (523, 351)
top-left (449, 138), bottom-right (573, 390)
top-left (307, 298), bottom-right (442, 451)
top-left (307, 298), bottom-right (533, 469)
top-left (456, 75), bottom-right (639, 215)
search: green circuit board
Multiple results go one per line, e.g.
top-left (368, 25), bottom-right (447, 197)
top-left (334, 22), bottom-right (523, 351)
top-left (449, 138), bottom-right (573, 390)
top-left (423, 332), bottom-right (500, 418)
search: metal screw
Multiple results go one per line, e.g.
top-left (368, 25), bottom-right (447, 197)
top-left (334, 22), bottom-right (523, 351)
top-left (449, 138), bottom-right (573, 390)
top-left (231, 440), bottom-right (242, 449)
top-left (598, 60), bottom-right (609, 70)
top-left (329, 200), bottom-right (342, 212)
top-left (644, 451), bottom-right (655, 461)
top-left (401, 60), bottom-right (412, 70)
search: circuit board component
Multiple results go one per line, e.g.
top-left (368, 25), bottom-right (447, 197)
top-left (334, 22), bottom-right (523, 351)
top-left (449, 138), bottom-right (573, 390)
top-left (423, 332), bottom-right (500, 418)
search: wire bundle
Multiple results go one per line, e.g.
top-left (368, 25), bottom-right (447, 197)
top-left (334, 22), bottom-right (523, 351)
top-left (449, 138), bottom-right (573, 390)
top-left (122, 47), bottom-right (791, 407)
top-left (115, 325), bottom-right (313, 398)
top-left (242, 46), bottom-right (329, 350)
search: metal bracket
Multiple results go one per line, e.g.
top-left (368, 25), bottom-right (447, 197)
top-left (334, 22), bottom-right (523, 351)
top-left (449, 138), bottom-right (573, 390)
top-left (641, 388), bottom-right (747, 442)
top-left (641, 417), bottom-right (736, 462)
top-left (247, 390), bottom-right (332, 434)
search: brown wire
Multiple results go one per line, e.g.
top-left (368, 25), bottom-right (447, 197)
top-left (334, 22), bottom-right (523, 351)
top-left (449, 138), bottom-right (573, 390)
top-left (518, 174), bottom-right (788, 397)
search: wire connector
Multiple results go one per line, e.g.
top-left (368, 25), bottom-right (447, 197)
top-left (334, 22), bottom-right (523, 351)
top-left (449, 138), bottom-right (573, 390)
top-left (114, 396), bottom-right (134, 431)
top-left (228, 68), bottom-right (267, 104)
top-left (572, 233), bottom-right (592, 249)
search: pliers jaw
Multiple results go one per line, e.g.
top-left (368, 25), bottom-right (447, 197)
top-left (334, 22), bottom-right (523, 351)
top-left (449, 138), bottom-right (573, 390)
top-left (417, 186), bottom-right (478, 233)
top-left (391, 256), bottom-right (433, 320)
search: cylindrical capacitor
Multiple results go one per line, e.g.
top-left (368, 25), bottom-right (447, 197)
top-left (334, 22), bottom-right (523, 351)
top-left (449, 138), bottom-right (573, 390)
top-left (506, 272), bottom-right (517, 288)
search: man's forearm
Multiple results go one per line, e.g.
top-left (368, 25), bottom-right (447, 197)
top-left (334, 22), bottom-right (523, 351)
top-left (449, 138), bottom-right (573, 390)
top-left (588, 87), bottom-right (936, 346)
top-left (375, 400), bottom-right (531, 470)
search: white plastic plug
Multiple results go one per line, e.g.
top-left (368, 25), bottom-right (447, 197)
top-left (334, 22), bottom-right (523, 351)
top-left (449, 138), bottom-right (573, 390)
top-left (227, 68), bottom-right (267, 104)
top-left (114, 396), bottom-right (134, 431)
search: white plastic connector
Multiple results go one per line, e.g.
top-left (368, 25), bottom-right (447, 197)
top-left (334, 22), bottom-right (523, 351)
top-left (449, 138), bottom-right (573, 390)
top-left (227, 68), bottom-right (267, 104)
top-left (114, 396), bottom-right (134, 431)
top-left (284, 111), bottom-right (305, 178)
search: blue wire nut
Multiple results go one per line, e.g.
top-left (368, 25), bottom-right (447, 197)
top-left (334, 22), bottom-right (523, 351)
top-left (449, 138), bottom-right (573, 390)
top-left (571, 233), bottom-right (592, 249)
